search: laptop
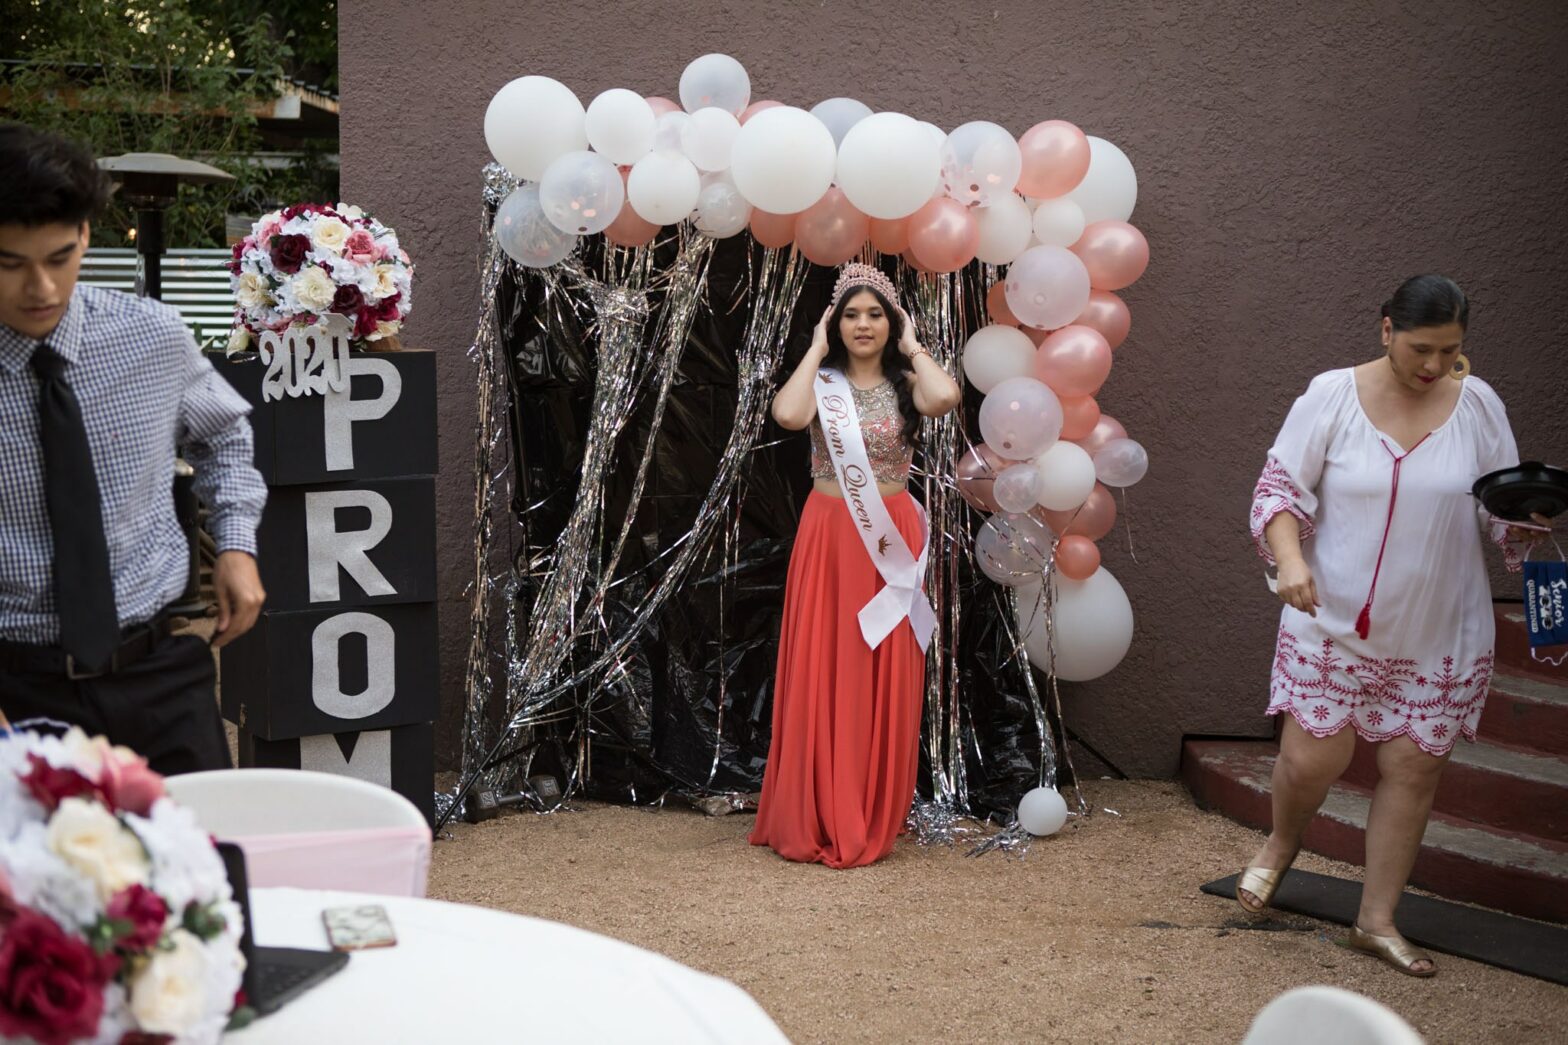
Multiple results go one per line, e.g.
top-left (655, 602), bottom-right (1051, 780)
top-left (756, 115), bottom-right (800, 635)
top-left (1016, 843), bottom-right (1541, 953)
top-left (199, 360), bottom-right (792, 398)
top-left (217, 841), bottom-right (349, 1016)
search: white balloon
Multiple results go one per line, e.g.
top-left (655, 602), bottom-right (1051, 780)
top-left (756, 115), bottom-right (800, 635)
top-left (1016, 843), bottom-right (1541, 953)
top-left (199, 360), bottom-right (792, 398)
top-left (484, 76), bottom-right (588, 181)
top-left (940, 121), bottom-right (1023, 206)
top-left (1066, 136), bottom-right (1138, 224)
top-left (538, 150), bottom-right (624, 235)
top-left (961, 324), bottom-right (1036, 393)
top-left (994, 463), bottom-right (1043, 514)
top-left (1094, 437), bottom-right (1149, 487)
top-left (809, 97), bottom-right (873, 147)
top-left (974, 512), bottom-right (1053, 586)
top-left (584, 88), bottom-right (655, 165)
top-left (1032, 440), bottom-right (1097, 511)
top-left (1017, 786), bottom-right (1069, 836)
top-left (974, 193), bottom-right (1034, 264)
top-left (1018, 567), bottom-right (1134, 681)
top-left (627, 150), bottom-right (701, 225)
top-left (918, 121), bottom-right (946, 149)
top-left (654, 111), bottom-right (691, 152)
top-left (694, 180), bottom-right (752, 238)
top-left (835, 112), bottom-right (941, 220)
top-left (1031, 197), bottom-right (1086, 248)
top-left (681, 107), bottom-right (740, 172)
top-left (730, 106), bottom-right (837, 214)
top-left (978, 376), bottom-right (1063, 461)
top-left (494, 184), bottom-right (575, 269)
top-left (1004, 245), bottom-right (1092, 330)
top-left (679, 53), bottom-right (751, 115)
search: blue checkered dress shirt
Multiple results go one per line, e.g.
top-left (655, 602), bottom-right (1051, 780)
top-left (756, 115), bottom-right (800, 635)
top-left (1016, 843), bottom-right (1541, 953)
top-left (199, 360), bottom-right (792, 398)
top-left (0, 285), bottom-right (267, 644)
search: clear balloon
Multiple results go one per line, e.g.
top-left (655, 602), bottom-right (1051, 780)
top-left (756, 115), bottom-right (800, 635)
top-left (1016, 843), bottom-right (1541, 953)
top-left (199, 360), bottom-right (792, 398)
top-left (961, 324), bottom-right (1036, 393)
top-left (985, 280), bottom-right (1018, 325)
top-left (730, 106), bottom-right (837, 214)
top-left (794, 187), bottom-right (869, 266)
top-left (538, 150), bottom-right (624, 235)
top-left (1021, 567), bottom-right (1134, 681)
top-left (1066, 136), bottom-right (1138, 224)
top-left (1031, 197), bottom-right (1086, 248)
top-left (1074, 290), bottom-right (1131, 349)
top-left (907, 197), bottom-right (979, 273)
top-left (868, 216), bottom-right (910, 255)
top-left (494, 183), bottom-right (576, 269)
top-left (1072, 220), bottom-right (1150, 291)
top-left (978, 376), bottom-right (1063, 461)
top-left (484, 76), bottom-right (587, 181)
top-left (974, 193), bottom-right (1034, 265)
top-left (654, 111), bottom-right (691, 152)
top-left (1004, 245), bottom-right (1091, 330)
top-left (681, 107), bottom-right (741, 171)
top-left (1016, 785), bottom-right (1069, 836)
top-left (975, 512), bottom-right (1053, 586)
top-left (836, 112), bottom-right (942, 220)
top-left (627, 150), bottom-right (701, 225)
top-left (1032, 440), bottom-right (1097, 512)
top-left (748, 209), bottom-right (796, 249)
top-left (1058, 395), bottom-right (1101, 441)
top-left (1037, 481), bottom-right (1116, 540)
top-left (995, 463), bottom-right (1043, 514)
top-left (809, 97), bottom-right (873, 147)
top-left (694, 180), bottom-right (752, 238)
top-left (1094, 437), bottom-right (1149, 488)
top-left (940, 120), bottom-right (1023, 206)
top-left (679, 53), bottom-right (751, 115)
top-left (1054, 534), bottom-right (1101, 581)
top-left (956, 443), bottom-right (1007, 512)
top-left (584, 89), bottom-right (656, 166)
top-left (1016, 120), bottom-right (1091, 199)
top-left (1035, 325), bottom-right (1113, 398)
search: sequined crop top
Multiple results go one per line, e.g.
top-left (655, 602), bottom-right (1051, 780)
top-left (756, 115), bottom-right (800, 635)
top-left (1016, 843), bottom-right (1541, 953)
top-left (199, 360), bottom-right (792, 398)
top-left (809, 378), bottom-right (914, 484)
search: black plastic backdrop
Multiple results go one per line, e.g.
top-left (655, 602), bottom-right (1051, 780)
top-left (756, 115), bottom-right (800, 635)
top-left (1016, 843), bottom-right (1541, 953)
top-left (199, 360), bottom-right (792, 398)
top-left (495, 235), bottom-right (1068, 819)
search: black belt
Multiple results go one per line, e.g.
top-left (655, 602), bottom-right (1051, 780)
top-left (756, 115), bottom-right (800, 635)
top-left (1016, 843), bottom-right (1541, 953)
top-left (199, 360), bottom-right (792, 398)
top-left (0, 612), bottom-right (175, 680)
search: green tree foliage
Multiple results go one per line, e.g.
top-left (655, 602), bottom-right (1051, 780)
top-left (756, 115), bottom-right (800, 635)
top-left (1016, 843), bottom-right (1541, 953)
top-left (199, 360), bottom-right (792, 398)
top-left (1, 0), bottom-right (338, 248)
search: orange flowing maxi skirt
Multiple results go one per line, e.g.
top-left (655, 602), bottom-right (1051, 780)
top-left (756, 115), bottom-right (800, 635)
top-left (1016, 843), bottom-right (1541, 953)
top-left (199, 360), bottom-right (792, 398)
top-left (749, 489), bottom-right (927, 868)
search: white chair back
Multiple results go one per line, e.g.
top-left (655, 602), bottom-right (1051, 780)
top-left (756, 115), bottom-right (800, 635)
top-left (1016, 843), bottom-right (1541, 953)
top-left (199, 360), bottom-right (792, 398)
top-left (1242, 985), bottom-right (1425, 1045)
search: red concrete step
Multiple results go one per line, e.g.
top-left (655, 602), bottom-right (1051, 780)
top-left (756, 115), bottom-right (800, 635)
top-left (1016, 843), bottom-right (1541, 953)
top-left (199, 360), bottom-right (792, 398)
top-left (1479, 667), bottom-right (1568, 753)
top-left (1495, 601), bottom-right (1568, 683)
top-left (1341, 734), bottom-right (1568, 842)
top-left (1181, 739), bottom-right (1568, 924)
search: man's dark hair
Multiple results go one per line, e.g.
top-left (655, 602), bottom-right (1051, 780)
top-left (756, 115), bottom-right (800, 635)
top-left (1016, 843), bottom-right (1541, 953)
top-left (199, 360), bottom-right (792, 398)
top-left (0, 123), bottom-right (112, 227)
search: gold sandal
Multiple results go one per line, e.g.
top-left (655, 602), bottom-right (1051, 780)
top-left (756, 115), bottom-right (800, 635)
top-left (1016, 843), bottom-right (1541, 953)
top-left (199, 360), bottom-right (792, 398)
top-left (1348, 925), bottom-right (1438, 978)
top-left (1235, 865), bottom-right (1290, 914)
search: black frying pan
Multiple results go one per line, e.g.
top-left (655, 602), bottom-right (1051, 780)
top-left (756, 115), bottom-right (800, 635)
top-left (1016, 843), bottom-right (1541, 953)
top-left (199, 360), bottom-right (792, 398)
top-left (1471, 462), bottom-right (1568, 521)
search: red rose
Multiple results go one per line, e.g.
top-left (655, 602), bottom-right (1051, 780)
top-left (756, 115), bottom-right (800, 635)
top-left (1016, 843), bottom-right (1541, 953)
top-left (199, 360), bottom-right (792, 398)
top-left (0, 909), bottom-right (112, 1045)
top-left (268, 233), bottom-right (310, 274)
top-left (373, 292), bottom-right (402, 322)
top-left (0, 868), bottom-right (17, 931)
top-left (120, 1033), bottom-right (173, 1044)
top-left (20, 754), bottom-right (102, 813)
top-left (105, 885), bottom-right (168, 952)
top-left (329, 284), bottom-right (364, 317)
top-left (353, 304), bottom-right (380, 338)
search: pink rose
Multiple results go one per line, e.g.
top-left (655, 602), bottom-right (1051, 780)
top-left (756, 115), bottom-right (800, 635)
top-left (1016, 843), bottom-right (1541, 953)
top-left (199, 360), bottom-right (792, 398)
top-left (0, 909), bottom-right (113, 1045)
top-left (344, 229), bottom-right (378, 263)
top-left (19, 754), bottom-right (102, 813)
top-left (99, 749), bottom-right (165, 817)
top-left (105, 885), bottom-right (168, 953)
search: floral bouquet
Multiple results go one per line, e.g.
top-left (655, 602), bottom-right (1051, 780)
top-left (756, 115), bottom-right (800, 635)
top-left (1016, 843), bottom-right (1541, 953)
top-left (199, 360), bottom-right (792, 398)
top-left (0, 728), bottom-right (246, 1044)
top-left (225, 202), bottom-right (414, 353)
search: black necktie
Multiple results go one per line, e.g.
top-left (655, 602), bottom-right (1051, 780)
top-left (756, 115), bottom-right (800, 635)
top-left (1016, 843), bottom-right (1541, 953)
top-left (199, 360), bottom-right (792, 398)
top-left (32, 344), bottom-right (119, 673)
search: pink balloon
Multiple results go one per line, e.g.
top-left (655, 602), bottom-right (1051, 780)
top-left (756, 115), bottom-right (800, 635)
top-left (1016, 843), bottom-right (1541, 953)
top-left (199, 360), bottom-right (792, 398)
top-left (956, 443), bottom-right (1008, 512)
top-left (869, 216), bottom-right (910, 255)
top-left (604, 168), bottom-right (660, 247)
top-left (1021, 324), bottom-right (1049, 347)
top-left (901, 247), bottom-right (931, 273)
top-left (739, 99), bottom-right (783, 124)
top-left (986, 281), bottom-right (1018, 326)
top-left (1016, 120), bottom-right (1091, 199)
top-left (1035, 325), bottom-right (1112, 398)
top-left (646, 96), bottom-right (681, 118)
top-left (1059, 395), bottom-right (1101, 441)
top-left (1037, 482), bottom-right (1117, 541)
top-left (1054, 534), bottom-right (1101, 581)
top-left (1071, 221), bottom-right (1150, 291)
top-left (794, 187), bottom-right (870, 267)
top-left (749, 209), bottom-right (796, 249)
top-left (907, 197), bottom-right (980, 273)
top-left (1074, 289), bottom-right (1131, 350)
top-left (1075, 413), bottom-right (1127, 456)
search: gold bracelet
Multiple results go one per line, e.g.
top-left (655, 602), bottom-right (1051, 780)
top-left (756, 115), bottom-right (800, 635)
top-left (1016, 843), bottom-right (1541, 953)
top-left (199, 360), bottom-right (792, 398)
top-left (908, 346), bottom-right (931, 362)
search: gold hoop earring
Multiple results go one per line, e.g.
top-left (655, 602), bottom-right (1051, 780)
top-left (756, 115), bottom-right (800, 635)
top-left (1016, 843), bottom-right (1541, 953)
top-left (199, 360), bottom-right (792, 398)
top-left (1450, 353), bottom-right (1471, 380)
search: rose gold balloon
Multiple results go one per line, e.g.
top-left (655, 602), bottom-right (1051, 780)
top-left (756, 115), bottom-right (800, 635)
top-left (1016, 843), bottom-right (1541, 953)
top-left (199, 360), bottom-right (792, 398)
top-left (986, 281), bottom-right (1018, 325)
top-left (1021, 324), bottom-right (1050, 346)
top-left (1058, 395), bottom-right (1101, 441)
top-left (1074, 289), bottom-right (1131, 350)
top-left (1038, 482), bottom-right (1116, 541)
top-left (1035, 324), bottom-right (1112, 398)
top-left (869, 217), bottom-right (910, 255)
top-left (1054, 534), bottom-right (1101, 580)
top-left (1071, 220), bottom-right (1150, 291)
top-left (901, 246), bottom-right (931, 273)
top-left (956, 443), bottom-right (1008, 512)
top-left (1074, 413), bottom-right (1127, 456)
top-left (1016, 120), bottom-right (1091, 199)
top-left (604, 168), bottom-right (659, 247)
top-left (739, 99), bottom-right (783, 124)
top-left (749, 209), bottom-right (797, 249)
top-left (646, 96), bottom-right (681, 118)
top-left (794, 187), bottom-right (870, 267)
top-left (907, 197), bottom-right (980, 273)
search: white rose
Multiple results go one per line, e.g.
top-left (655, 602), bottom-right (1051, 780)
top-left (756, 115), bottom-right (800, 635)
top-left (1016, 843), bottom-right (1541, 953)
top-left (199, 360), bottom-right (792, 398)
top-left (366, 320), bottom-right (401, 341)
top-left (128, 929), bottom-right (208, 1035)
top-left (225, 327), bottom-right (252, 356)
top-left (291, 266), bottom-right (338, 313)
top-left (371, 264), bottom-right (399, 299)
top-left (311, 216), bottom-right (351, 253)
top-left (45, 797), bottom-right (149, 900)
top-left (236, 272), bottom-right (272, 309)
top-left (335, 202), bottom-right (365, 220)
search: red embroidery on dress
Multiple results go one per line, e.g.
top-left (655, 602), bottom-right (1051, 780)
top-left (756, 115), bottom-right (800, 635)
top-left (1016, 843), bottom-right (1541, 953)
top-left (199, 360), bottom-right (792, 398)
top-left (1250, 458), bottom-right (1315, 562)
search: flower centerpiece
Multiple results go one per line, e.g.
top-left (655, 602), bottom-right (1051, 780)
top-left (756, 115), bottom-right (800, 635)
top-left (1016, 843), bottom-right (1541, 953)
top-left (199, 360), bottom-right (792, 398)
top-left (0, 728), bottom-right (247, 1044)
top-left (225, 202), bottom-right (414, 354)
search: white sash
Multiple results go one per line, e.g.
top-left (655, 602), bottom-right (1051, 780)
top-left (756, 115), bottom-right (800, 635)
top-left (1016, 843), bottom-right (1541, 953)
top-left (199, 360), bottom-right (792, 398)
top-left (812, 369), bottom-right (935, 651)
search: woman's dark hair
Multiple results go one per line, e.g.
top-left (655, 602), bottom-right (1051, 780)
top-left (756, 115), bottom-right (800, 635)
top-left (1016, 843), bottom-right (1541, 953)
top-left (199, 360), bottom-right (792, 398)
top-left (822, 284), bottom-right (920, 447)
top-left (1381, 274), bottom-right (1468, 332)
top-left (0, 123), bottom-right (111, 228)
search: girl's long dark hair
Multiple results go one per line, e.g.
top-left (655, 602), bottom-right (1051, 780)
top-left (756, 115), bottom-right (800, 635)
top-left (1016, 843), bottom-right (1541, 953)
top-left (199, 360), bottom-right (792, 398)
top-left (821, 285), bottom-right (921, 447)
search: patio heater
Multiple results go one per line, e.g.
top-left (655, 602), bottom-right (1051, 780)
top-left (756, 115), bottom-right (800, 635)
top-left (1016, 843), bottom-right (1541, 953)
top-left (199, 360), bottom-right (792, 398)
top-left (97, 153), bottom-right (236, 615)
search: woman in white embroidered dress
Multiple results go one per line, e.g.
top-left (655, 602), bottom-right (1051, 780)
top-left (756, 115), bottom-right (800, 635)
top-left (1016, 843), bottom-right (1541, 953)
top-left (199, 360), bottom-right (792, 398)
top-left (1237, 275), bottom-right (1544, 976)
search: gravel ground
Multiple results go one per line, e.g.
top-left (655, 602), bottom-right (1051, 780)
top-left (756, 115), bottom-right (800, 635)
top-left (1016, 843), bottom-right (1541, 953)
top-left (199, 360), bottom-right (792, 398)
top-left (425, 780), bottom-right (1567, 1044)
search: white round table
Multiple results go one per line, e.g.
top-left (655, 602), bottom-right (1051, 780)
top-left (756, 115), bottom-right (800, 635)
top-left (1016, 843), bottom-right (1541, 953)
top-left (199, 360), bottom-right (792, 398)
top-left (225, 888), bottom-right (788, 1043)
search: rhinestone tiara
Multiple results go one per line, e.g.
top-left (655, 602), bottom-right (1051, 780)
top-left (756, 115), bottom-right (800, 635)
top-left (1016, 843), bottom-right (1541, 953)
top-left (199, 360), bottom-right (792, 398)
top-left (831, 262), bottom-right (900, 310)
